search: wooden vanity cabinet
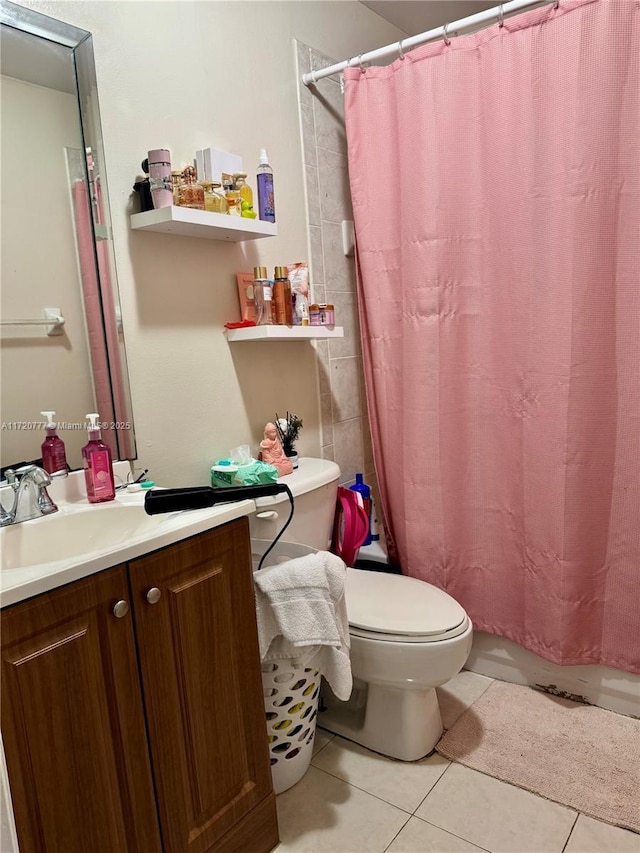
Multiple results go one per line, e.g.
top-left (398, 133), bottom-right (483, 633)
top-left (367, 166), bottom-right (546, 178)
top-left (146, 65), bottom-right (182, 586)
top-left (1, 517), bottom-right (279, 853)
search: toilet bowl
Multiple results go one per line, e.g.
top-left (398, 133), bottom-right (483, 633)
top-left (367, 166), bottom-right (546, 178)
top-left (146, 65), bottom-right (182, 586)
top-left (251, 458), bottom-right (472, 761)
top-left (320, 567), bottom-right (472, 760)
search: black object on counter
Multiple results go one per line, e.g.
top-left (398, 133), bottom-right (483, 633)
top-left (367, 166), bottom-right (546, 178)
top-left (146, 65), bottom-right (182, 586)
top-left (144, 482), bottom-right (289, 515)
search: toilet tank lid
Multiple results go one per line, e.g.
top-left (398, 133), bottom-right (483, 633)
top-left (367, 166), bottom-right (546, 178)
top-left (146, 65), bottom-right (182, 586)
top-left (346, 568), bottom-right (468, 637)
top-left (254, 457), bottom-right (340, 506)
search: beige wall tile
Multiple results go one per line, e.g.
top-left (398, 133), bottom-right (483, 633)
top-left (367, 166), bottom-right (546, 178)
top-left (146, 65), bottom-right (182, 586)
top-left (322, 220), bottom-right (356, 292)
top-left (296, 41), bottom-right (312, 109)
top-left (314, 339), bottom-right (331, 396)
top-left (309, 224), bottom-right (324, 288)
top-left (331, 356), bottom-right (363, 422)
top-left (300, 103), bottom-right (317, 169)
top-left (328, 290), bottom-right (361, 358)
top-left (305, 164), bottom-right (321, 227)
top-left (317, 149), bottom-right (352, 223)
top-left (313, 76), bottom-right (347, 156)
top-left (320, 392), bottom-right (334, 448)
top-left (333, 417), bottom-right (364, 484)
top-left (322, 444), bottom-right (335, 462)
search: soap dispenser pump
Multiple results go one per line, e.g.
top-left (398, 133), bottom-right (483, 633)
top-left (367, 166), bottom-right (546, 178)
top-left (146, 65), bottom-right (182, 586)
top-left (82, 413), bottom-right (115, 503)
top-left (40, 411), bottom-right (68, 476)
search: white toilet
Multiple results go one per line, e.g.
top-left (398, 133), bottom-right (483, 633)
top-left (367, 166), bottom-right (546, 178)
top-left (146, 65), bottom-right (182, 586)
top-left (251, 458), bottom-right (473, 761)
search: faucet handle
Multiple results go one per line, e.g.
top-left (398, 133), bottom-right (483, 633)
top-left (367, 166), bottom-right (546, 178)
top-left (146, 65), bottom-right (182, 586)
top-left (15, 464), bottom-right (51, 486)
top-left (4, 469), bottom-right (17, 487)
top-left (15, 464), bottom-right (39, 476)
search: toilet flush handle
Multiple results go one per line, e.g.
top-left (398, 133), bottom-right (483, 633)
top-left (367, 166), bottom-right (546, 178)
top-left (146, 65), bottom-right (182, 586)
top-left (256, 511), bottom-right (279, 521)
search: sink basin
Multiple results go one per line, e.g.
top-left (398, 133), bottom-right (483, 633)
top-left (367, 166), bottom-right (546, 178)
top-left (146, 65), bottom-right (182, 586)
top-left (1, 503), bottom-right (168, 571)
top-left (0, 470), bottom-right (256, 609)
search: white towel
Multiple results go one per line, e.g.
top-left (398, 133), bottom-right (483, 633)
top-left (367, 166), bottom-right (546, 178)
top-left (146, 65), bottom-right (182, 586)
top-left (254, 551), bottom-right (352, 700)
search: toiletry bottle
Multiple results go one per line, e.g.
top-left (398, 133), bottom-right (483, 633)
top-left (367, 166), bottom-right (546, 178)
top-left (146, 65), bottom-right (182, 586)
top-left (201, 181), bottom-right (217, 212)
top-left (257, 148), bottom-right (275, 223)
top-left (82, 413), bottom-right (115, 503)
top-left (234, 172), bottom-right (254, 213)
top-left (273, 266), bottom-right (292, 325)
top-left (253, 266), bottom-right (273, 326)
top-left (148, 149), bottom-right (173, 209)
top-left (225, 179), bottom-right (242, 216)
top-left (171, 170), bottom-right (183, 205)
top-left (40, 411), bottom-right (68, 476)
top-left (178, 165), bottom-right (205, 209)
top-left (350, 473), bottom-right (372, 546)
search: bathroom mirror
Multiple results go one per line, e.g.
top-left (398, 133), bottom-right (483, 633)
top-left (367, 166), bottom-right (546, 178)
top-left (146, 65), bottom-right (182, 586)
top-left (0, 0), bottom-right (136, 471)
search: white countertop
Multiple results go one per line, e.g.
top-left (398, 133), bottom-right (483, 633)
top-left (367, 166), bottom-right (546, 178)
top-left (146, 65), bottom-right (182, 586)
top-left (0, 464), bottom-right (255, 608)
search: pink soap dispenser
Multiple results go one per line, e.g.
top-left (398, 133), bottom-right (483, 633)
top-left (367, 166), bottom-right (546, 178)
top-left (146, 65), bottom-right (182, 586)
top-left (40, 411), bottom-right (68, 476)
top-left (82, 413), bottom-right (115, 503)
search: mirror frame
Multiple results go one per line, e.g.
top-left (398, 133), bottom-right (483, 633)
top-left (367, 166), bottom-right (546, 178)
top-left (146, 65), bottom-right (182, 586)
top-left (1, 0), bottom-right (136, 463)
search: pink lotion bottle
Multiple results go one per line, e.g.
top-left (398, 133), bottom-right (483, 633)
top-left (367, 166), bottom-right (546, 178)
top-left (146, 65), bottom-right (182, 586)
top-left (82, 413), bottom-right (115, 503)
top-left (40, 411), bottom-right (68, 476)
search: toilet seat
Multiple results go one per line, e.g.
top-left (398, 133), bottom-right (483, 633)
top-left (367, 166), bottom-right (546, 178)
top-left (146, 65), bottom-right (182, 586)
top-left (345, 567), bottom-right (469, 643)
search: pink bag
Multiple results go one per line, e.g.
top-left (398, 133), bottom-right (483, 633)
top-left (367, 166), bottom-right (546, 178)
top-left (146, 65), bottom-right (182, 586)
top-left (331, 486), bottom-right (370, 567)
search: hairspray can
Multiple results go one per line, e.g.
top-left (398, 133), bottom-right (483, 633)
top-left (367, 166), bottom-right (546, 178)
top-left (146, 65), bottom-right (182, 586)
top-left (148, 149), bottom-right (172, 208)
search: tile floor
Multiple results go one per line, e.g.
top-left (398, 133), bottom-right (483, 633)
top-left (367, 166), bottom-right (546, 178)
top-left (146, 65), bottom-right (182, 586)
top-left (274, 672), bottom-right (640, 853)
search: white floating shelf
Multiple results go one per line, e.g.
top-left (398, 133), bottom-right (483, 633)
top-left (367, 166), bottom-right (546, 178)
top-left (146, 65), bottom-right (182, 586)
top-left (224, 325), bottom-right (344, 342)
top-left (130, 206), bottom-right (277, 241)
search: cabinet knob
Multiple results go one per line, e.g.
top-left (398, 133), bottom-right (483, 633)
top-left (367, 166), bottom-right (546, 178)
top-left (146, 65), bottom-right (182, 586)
top-left (146, 587), bottom-right (162, 605)
top-left (113, 600), bottom-right (130, 618)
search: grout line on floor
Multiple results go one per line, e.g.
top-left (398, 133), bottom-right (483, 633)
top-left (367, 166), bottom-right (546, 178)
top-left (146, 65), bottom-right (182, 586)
top-left (411, 758), bottom-right (454, 815)
top-left (560, 811), bottom-right (581, 853)
top-left (307, 764), bottom-right (415, 815)
top-left (413, 814), bottom-right (494, 853)
top-left (381, 813), bottom-right (412, 853)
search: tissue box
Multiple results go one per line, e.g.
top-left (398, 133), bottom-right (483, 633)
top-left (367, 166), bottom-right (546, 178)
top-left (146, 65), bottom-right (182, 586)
top-left (211, 460), bottom-right (278, 488)
top-left (196, 148), bottom-right (243, 183)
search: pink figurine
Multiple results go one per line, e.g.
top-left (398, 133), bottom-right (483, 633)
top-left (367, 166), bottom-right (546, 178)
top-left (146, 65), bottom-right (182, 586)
top-left (260, 422), bottom-right (293, 476)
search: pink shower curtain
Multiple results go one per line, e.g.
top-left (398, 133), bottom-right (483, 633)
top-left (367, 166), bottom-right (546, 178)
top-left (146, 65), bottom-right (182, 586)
top-left (344, 0), bottom-right (640, 673)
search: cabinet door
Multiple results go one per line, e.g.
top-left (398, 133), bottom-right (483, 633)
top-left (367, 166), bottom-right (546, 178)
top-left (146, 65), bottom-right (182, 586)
top-left (129, 518), bottom-right (276, 853)
top-left (1, 565), bottom-right (162, 853)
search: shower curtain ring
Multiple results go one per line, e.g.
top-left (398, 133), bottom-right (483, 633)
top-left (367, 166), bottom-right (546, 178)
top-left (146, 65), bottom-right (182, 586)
top-left (498, 4), bottom-right (505, 27)
top-left (553, 0), bottom-right (559, 8)
top-left (443, 23), bottom-right (451, 46)
top-left (398, 39), bottom-right (405, 60)
top-left (358, 54), bottom-right (366, 72)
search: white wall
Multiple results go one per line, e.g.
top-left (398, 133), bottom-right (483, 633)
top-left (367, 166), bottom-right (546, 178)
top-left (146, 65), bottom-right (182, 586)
top-left (17, 0), bottom-right (404, 488)
top-left (1, 76), bottom-right (95, 468)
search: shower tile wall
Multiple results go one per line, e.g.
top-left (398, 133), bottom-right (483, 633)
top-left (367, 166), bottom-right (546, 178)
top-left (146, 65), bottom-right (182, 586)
top-left (296, 41), bottom-right (377, 499)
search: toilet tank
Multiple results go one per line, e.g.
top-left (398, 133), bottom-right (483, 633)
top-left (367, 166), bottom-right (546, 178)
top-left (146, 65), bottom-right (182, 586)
top-left (250, 457), bottom-right (340, 551)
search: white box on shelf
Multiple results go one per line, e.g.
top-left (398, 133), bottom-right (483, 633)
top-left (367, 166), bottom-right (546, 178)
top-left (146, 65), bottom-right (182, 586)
top-left (201, 148), bottom-right (243, 183)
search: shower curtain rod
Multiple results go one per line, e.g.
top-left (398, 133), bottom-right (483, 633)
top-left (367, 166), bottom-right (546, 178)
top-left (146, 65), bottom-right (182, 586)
top-left (301, 0), bottom-right (556, 86)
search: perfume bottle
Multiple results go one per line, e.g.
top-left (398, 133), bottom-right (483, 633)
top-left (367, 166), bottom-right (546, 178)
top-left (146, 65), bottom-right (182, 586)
top-left (178, 165), bottom-right (205, 209)
top-left (224, 176), bottom-right (242, 216)
top-left (170, 170), bottom-right (183, 205)
top-left (148, 149), bottom-right (173, 209)
top-left (234, 173), bottom-right (253, 207)
top-left (253, 266), bottom-right (273, 325)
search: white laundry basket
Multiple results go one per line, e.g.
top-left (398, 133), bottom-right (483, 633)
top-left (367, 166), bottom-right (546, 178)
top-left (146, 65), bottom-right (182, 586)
top-left (252, 539), bottom-right (321, 795)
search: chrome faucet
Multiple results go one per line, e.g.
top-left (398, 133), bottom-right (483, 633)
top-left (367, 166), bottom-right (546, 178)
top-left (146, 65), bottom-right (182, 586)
top-left (0, 465), bottom-right (58, 526)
